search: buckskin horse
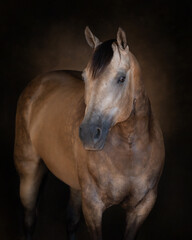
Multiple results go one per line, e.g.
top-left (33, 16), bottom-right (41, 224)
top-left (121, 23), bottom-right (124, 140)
top-left (14, 27), bottom-right (165, 240)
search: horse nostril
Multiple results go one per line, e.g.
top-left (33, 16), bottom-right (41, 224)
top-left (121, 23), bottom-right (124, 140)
top-left (94, 128), bottom-right (102, 141)
top-left (79, 126), bottom-right (83, 140)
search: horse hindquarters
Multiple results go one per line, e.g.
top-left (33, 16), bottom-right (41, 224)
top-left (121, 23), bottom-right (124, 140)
top-left (14, 95), bottom-right (46, 239)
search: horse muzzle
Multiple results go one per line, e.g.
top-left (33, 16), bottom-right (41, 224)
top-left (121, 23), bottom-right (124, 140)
top-left (79, 120), bottom-right (111, 151)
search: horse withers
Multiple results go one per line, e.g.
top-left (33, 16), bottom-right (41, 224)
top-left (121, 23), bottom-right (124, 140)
top-left (14, 27), bottom-right (165, 240)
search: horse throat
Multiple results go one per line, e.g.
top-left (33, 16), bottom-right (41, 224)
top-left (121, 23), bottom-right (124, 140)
top-left (116, 87), bottom-right (152, 142)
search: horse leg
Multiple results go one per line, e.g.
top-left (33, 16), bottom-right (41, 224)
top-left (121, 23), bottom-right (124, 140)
top-left (15, 146), bottom-right (46, 240)
top-left (82, 191), bottom-right (105, 240)
top-left (66, 188), bottom-right (82, 240)
top-left (122, 190), bottom-right (156, 240)
top-left (20, 160), bottom-right (45, 239)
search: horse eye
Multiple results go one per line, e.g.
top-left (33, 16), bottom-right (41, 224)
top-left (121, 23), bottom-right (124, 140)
top-left (117, 76), bottom-right (126, 84)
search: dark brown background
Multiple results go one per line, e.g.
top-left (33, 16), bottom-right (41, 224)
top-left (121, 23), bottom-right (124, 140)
top-left (0, 0), bottom-right (191, 239)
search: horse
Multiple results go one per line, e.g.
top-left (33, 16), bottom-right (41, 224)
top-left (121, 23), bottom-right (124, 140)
top-left (14, 27), bottom-right (165, 240)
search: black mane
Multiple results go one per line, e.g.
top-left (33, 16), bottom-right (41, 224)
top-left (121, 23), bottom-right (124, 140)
top-left (90, 39), bottom-right (117, 78)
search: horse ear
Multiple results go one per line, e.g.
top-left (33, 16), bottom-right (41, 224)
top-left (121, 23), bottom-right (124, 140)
top-left (117, 27), bottom-right (128, 50)
top-left (85, 26), bottom-right (101, 48)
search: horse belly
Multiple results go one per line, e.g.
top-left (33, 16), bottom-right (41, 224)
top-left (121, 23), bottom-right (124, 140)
top-left (31, 122), bottom-right (80, 189)
top-left (40, 142), bottom-right (80, 189)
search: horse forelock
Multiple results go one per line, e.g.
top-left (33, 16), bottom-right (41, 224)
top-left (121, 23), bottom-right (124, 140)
top-left (90, 39), bottom-right (117, 79)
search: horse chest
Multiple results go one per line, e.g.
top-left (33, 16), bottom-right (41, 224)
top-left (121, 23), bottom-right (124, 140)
top-left (86, 147), bottom-right (153, 206)
top-left (87, 157), bottom-right (131, 204)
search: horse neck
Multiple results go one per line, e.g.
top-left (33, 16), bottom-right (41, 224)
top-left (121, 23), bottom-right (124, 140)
top-left (119, 54), bottom-right (152, 138)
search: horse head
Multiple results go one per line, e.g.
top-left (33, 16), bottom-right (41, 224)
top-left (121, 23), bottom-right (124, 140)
top-left (79, 27), bottom-right (140, 150)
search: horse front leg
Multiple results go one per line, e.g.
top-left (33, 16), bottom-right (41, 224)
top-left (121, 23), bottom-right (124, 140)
top-left (82, 190), bottom-right (105, 240)
top-left (123, 190), bottom-right (157, 240)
